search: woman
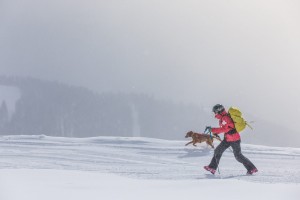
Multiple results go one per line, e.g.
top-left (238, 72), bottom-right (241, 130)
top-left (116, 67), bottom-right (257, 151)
top-left (204, 104), bottom-right (258, 175)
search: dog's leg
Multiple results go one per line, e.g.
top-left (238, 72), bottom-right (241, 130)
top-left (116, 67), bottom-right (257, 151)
top-left (206, 141), bottom-right (214, 149)
top-left (185, 141), bottom-right (193, 146)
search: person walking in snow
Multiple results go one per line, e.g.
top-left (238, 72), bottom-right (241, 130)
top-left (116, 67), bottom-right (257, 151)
top-left (204, 104), bottom-right (258, 175)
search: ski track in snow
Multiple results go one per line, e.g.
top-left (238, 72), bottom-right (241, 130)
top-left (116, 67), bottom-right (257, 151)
top-left (0, 135), bottom-right (300, 184)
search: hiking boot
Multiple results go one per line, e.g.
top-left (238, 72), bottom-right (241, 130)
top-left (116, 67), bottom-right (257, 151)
top-left (204, 166), bottom-right (216, 175)
top-left (246, 168), bottom-right (258, 175)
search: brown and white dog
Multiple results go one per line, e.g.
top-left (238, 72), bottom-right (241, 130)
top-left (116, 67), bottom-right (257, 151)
top-left (184, 131), bottom-right (222, 148)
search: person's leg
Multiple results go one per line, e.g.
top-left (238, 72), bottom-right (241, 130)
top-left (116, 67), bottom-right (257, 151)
top-left (231, 140), bottom-right (257, 171)
top-left (208, 140), bottom-right (230, 170)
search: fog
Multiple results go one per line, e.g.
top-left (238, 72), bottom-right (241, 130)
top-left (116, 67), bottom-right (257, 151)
top-left (1, 0), bottom-right (300, 135)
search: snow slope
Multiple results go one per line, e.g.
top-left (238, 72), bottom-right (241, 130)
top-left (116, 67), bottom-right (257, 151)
top-left (0, 135), bottom-right (299, 200)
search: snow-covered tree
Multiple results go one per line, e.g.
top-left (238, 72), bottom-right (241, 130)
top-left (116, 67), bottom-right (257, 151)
top-left (0, 100), bottom-right (9, 129)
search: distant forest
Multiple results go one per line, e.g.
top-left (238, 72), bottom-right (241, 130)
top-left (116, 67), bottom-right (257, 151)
top-left (1, 76), bottom-right (299, 148)
top-left (0, 76), bottom-right (207, 139)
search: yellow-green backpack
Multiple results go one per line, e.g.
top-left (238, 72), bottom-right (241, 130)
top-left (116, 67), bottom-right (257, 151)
top-left (228, 107), bottom-right (253, 132)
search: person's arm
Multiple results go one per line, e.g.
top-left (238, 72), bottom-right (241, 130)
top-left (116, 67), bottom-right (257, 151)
top-left (211, 116), bottom-right (235, 134)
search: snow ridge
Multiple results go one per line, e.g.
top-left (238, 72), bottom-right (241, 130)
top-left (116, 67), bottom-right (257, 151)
top-left (1, 135), bottom-right (300, 184)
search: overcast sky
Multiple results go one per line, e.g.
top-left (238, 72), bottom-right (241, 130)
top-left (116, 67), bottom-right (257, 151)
top-left (1, 0), bottom-right (300, 131)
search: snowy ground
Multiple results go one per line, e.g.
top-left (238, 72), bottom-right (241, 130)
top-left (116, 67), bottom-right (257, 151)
top-left (0, 135), bottom-right (300, 200)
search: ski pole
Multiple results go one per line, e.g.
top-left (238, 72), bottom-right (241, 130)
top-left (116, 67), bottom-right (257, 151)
top-left (205, 127), bottom-right (221, 174)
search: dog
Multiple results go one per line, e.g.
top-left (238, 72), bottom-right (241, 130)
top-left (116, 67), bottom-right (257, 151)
top-left (184, 131), bottom-right (222, 148)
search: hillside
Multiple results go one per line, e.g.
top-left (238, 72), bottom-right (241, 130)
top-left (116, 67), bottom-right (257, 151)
top-left (0, 76), bottom-right (299, 147)
top-left (0, 76), bottom-right (205, 139)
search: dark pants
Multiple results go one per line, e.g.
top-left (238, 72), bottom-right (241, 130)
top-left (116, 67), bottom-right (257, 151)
top-left (209, 140), bottom-right (256, 171)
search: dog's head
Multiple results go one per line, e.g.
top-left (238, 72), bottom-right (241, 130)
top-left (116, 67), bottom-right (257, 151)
top-left (185, 131), bottom-right (194, 138)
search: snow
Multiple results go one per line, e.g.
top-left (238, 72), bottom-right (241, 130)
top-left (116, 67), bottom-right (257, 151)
top-left (1, 169), bottom-right (299, 200)
top-left (0, 135), bottom-right (300, 200)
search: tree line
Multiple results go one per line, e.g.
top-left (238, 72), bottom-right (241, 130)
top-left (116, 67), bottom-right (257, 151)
top-left (0, 76), bottom-right (207, 139)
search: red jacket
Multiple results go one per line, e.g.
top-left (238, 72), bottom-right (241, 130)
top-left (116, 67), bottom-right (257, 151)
top-left (211, 110), bottom-right (241, 142)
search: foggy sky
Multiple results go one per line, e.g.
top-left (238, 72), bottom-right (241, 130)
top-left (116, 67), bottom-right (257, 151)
top-left (1, 0), bottom-right (300, 131)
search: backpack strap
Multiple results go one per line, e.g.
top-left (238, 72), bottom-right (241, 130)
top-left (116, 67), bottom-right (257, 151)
top-left (222, 113), bottom-right (237, 135)
top-left (245, 122), bottom-right (253, 130)
top-left (226, 128), bottom-right (237, 135)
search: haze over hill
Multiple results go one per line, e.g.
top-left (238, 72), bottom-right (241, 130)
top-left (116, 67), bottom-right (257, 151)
top-left (1, 0), bottom-right (300, 134)
top-left (0, 76), bottom-right (299, 148)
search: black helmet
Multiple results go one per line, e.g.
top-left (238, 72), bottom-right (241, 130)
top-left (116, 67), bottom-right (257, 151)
top-left (212, 104), bottom-right (225, 114)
